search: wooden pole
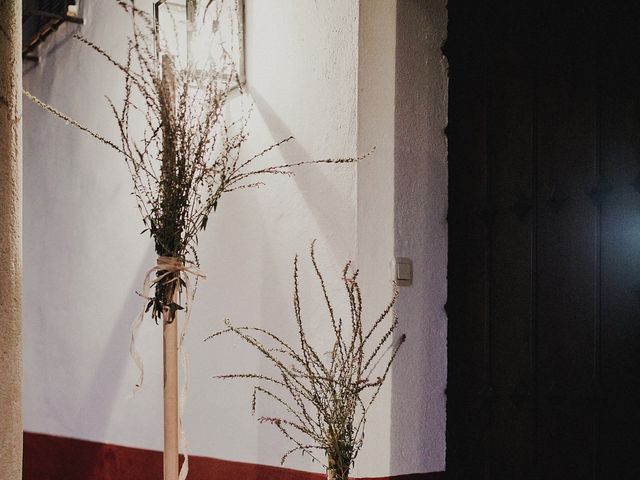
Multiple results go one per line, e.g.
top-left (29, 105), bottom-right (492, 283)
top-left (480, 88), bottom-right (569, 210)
top-left (0, 1), bottom-right (23, 479)
top-left (163, 304), bottom-right (180, 480)
top-left (161, 55), bottom-right (180, 480)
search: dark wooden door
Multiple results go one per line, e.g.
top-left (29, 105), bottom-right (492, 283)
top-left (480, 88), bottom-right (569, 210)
top-left (446, 1), bottom-right (640, 479)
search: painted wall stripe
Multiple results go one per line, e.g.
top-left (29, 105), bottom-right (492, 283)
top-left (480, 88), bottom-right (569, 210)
top-left (23, 432), bottom-right (445, 480)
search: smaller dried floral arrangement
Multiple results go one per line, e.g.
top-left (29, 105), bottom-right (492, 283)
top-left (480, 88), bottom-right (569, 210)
top-left (207, 242), bottom-right (405, 480)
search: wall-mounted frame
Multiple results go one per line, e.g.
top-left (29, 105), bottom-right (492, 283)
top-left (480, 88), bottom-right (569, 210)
top-left (153, 0), bottom-right (245, 89)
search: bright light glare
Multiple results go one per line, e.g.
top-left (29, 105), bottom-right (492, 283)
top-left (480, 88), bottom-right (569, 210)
top-left (155, 0), bottom-right (244, 83)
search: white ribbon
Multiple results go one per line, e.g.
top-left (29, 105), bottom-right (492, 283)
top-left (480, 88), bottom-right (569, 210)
top-left (129, 255), bottom-right (206, 480)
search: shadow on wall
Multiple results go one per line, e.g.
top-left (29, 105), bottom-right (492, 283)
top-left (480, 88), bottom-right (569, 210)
top-left (22, 16), bottom-right (81, 77)
top-left (256, 221), bottom-right (290, 467)
top-left (74, 245), bottom-right (157, 478)
top-left (250, 88), bottom-right (355, 262)
top-left (22, 245), bottom-right (157, 478)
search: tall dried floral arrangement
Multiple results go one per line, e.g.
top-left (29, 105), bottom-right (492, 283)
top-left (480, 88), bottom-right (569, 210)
top-left (207, 242), bottom-right (406, 480)
top-left (24, 0), bottom-right (360, 326)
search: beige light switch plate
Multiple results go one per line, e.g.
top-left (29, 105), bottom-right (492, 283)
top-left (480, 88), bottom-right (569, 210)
top-left (394, 257), bottom-right (413, 286)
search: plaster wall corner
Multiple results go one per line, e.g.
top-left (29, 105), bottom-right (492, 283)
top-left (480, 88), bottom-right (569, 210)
top-left (0, 1), bottom-right (24, 478)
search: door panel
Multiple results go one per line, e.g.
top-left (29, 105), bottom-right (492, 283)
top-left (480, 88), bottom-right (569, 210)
top-left (446, 1), bottom-right (640, 478)
top-left (486, 4), bottom-right (536, 478)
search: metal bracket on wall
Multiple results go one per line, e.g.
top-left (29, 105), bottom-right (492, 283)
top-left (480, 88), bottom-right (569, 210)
top-left (23, 3), bottom-right (84, 63)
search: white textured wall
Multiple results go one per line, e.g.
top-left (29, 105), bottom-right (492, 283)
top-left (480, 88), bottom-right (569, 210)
top-left (23, 0), bottom-right (448, 477)
top-left (392, 0), bottom-right (448, 474)
top-left (23, 0), bottom-right (356, 474)
top-left (354, 2), bottom-right (448, 476)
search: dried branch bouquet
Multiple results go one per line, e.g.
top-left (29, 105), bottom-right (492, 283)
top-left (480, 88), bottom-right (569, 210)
top-left (207, 242), bottom-right (406, 480)
top-left (25, 3), bottom-right (370, 478)
top-left (25, 0), bottom-right (361, 325)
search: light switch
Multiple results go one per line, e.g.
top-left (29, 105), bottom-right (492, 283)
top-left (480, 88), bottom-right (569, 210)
top-left (394, 257), bottom-right (412, 286)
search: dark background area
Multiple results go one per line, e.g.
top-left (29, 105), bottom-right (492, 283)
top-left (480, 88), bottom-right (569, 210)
top-left (446, 1), bottom-right (640, 478)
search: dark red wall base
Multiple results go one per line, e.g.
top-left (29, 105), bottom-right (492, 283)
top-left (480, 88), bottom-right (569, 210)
top-left (23, 432), bottom-right (445, 480)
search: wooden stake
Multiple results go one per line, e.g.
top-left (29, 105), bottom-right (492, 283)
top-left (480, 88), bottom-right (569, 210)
top-left (163, 306), bottom-right (179, 480)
